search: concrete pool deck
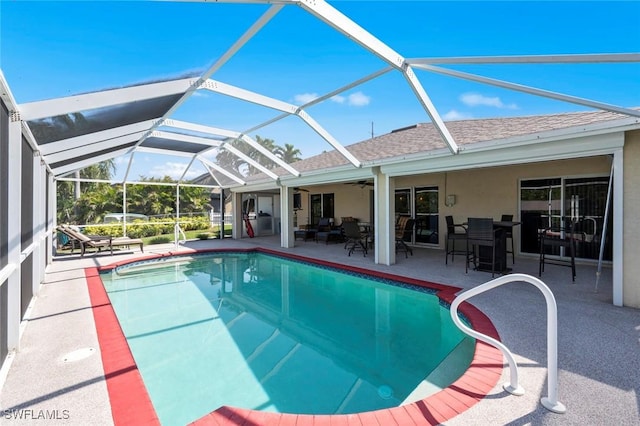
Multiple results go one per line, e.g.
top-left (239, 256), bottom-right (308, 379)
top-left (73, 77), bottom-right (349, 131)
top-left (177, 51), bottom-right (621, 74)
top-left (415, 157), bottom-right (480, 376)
top-left (1, 236), bottom-right (638, 425)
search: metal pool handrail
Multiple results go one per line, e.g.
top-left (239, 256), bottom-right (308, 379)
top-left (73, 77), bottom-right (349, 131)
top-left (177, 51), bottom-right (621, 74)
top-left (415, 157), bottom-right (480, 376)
top-left (450, 273), bottom-right (566, 414)
top-left (174, 223), bottom-right (187, 249)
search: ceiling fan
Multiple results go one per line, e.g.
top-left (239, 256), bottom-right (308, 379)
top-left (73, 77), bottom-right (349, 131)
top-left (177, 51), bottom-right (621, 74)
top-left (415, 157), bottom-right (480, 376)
top-left (293, 187), bottom-right (309, 193)
top-left (345, 180), bottom-right (374, 188)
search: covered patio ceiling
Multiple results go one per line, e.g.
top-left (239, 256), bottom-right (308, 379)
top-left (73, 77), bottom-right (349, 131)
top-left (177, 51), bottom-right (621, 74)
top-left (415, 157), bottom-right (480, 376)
top-left (7, 0), bottom-right (640, 188)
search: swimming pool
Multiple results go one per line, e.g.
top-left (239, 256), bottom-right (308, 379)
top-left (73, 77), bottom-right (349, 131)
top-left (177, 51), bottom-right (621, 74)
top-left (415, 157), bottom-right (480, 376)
top-left (97, 251), bottom-right (478, 425)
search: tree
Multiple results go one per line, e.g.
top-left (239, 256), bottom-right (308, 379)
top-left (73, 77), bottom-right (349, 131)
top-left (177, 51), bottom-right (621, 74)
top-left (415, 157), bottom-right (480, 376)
top-left (276, 143), bottom-right (302, 163)
top-left (125, 176), bottom-right (210, 217)
top-left (56, 159), bottom-right (116, 223)
top-left (215, 135), bottom-right (303, 176)
top-left (60, 174), bottom-right (212, 225)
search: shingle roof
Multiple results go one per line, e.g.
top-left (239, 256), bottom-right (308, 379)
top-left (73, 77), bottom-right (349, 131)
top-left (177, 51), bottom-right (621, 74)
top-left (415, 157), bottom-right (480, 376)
top-left (201, 108), bottom-right (638, 187)
top-left (310, 109), bottom-right (636, 167)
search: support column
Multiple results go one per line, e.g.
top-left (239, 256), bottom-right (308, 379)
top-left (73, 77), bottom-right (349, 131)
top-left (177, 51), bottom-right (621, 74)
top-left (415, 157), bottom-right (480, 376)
top-left (32, 155), bottom-right (42, 294)
top-left (231, 192), bottom-right (243, 239)
top-left (374, 168), bottom-right (395, 265)
top-left (6, 113), bottom-right (21, 350)
top-left (48, 173), bottom-right (55, 263)
top-left (280, 186), bottom-right (294, 248)
top-left (612, 149), bottom-right (623, 307)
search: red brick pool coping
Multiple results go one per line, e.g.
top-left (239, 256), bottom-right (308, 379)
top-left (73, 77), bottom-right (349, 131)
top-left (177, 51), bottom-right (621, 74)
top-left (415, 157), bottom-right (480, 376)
top-left (86, 248), bottom-right (504, 426)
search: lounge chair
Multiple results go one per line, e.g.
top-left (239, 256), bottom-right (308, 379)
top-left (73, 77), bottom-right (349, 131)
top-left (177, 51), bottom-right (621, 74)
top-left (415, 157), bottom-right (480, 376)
top-left (57, 225), bottom-right (144, 257)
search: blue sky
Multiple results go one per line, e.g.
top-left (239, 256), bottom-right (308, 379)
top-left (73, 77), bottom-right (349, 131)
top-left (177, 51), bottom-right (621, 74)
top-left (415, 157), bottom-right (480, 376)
top-left (2, 1), bottom-right (639, 181)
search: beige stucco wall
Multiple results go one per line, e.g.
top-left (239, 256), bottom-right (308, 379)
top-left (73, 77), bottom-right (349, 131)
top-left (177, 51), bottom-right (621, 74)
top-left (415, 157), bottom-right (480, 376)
top-left (623, 130), bottom-right (640, 308)
top-left (395, 156), bottom-right (612, 250)
top-left (295, 183), bottom-right (371, 227)
top-left (300, 156), bottom-right (613, 242)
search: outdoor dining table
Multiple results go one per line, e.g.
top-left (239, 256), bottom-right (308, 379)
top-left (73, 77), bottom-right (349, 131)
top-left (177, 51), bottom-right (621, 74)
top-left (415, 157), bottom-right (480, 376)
top-left (465, 220), bottom-right (521, 274)
top-left (487, 221), bottom-right (520, 273)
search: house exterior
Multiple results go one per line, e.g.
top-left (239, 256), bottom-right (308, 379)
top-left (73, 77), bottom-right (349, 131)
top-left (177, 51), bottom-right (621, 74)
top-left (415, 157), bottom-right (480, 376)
top-left (225, 110), bottom-right (640, 309)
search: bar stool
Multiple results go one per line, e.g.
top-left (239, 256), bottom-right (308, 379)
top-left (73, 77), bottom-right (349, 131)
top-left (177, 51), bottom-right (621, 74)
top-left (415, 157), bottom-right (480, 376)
top-left (501, 214), bottom-right (515, 264)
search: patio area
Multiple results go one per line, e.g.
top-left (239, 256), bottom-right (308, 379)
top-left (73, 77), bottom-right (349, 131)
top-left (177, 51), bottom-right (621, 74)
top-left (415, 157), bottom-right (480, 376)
top-left (0, 236), bottom-right (638, 425)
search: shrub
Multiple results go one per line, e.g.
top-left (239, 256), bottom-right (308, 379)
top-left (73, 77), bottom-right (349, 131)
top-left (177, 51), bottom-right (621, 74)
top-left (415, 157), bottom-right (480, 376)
top-left (148, 236), bottom-right (172, 245)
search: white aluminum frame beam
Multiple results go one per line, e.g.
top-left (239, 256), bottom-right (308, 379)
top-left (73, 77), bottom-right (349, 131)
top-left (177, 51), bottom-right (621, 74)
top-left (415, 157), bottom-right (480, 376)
top-left (237, 66), bottom-right (393, 142)
top-left (150, 130), bottom-right (223, 148)
top-left (412, 63), bottom-right (640, 118)
top-left (122, 152), bottom-right (136, 183)
top-left (38, 119), bottom-right (160, 156)
top-left (178, 156), bottom-right (198, 184)
top-left (52, 147), bottom-right (134, 176)
top-left (298, 0), bottom-right (404, 70)
top-left (198, 4), bottom-right (285, 81)
top-left (201, 78), bottom-right (362, 167)
top-left (164, 119), bottom-right (301, 176)
top-left (407, 53), bottom-right (640, 65)
top-left (20, 78), bottom-right (195, 121)
top-left (297, 0), bottom-right (459, 154)
top-left (128, 5), bottom-right (283, 154)
top-left (220, 143), bottom-right (279, 180)
top-left (44, 131), bottom-right (147, 164)
top-left (402, 66), bottom-right (460, 153)
top-left (201, 79), bottom-right (296, 113)
top-left (199, 156), bottom-right (246, 185)
top-left (134, 147), bottom-right (202, 158)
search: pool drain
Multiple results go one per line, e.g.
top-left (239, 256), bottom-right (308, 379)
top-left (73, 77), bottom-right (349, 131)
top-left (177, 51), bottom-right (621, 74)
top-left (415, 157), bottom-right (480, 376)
top-left (377, 385), bottom-right (393, 399)
top-left (62, 347), bottom-right (95, 363)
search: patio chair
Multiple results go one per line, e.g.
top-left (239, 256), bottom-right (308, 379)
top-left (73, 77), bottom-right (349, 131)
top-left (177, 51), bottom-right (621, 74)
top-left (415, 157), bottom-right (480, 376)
top-left (466, 218), bottom-right (502, 277)
top-left (342, 220), bottom-right (367, 256)
top-left (316, 218), bottom-right (343, 244)
top-left (58, 225), bottom-right (144, 257)
top-left (305, 217), bottom-right (328, 242)
top-left (539, 217), bottom-right (580, 282)
top-left (445, 215), bottom-right (467, 264)
top-left (395, 216), bottom-right (415, 258)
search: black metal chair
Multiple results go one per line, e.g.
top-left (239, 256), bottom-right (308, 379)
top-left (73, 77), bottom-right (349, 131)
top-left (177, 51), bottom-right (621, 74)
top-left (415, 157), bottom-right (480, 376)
top-left (445, 215), bottom-right (467, 264)
top-left (501, 214), bottom-right (515, 264)
top-left (395, 216), bottom-right (414, 258)
top-left (466, 218), bottom-right (502, 277)
top-left (539, 217), bottom-right (580, 282)
top-left (343, 220), bottom-right (367, 256)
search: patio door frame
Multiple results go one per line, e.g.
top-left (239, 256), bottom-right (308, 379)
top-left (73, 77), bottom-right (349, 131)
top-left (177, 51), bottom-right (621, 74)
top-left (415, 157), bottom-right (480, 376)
top-left (519, 173), bottom-right (613, 261)
top-left (309, 192), bottom-right (334, 226)
top-left (394, 185), bottom-right (439, 247)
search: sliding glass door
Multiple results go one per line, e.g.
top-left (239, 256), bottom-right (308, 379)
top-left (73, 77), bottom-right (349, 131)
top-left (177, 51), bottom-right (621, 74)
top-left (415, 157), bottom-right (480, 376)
top-left (395, 186), bottom-right (439, 246)
top-left (520, 176), bottom-right (612, 260)
top-left (310, 193), bottom-right (334, 226)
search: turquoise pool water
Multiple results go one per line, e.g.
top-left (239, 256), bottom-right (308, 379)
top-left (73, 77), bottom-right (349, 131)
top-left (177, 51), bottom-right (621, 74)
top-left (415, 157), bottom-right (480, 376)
top-left (100, 252), bottom-right (473, 426)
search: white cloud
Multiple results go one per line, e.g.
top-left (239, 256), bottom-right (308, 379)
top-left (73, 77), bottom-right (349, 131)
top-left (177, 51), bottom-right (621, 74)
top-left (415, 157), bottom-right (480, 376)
top-left (148, 162), bottom-right (200, 180)
top-left (347, 91), bottom-right (370, 106)
top-left (460, 92), bottom-right (517, 109)
top-left (293, 93), bottom-right (319, 104)
top-left (443, 109), bottom-right (472, 121)
top-left (330, 95), bottom-right (345, 104)
top-left (113, 156), bottom-right (131, 166)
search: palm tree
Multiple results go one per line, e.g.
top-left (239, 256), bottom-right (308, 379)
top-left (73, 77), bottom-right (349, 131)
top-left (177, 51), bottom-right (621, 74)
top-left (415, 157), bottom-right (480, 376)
top-left (276, 143), bottom-right (302, 163)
